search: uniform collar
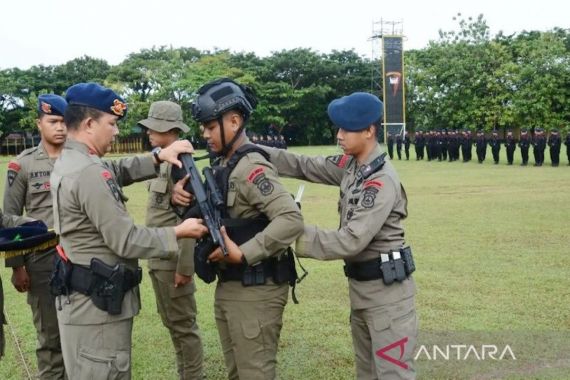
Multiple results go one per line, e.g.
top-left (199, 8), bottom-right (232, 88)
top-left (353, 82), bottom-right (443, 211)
top-left (346, 143), bottom-right (382, 175)
top-left (65, 139), bottom-right (96, 156)
top-left (358, 143), bottom-right (383, 167)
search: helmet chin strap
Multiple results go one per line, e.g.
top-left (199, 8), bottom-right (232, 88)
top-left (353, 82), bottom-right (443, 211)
top-left (217, 115), bottom-right (246, 158)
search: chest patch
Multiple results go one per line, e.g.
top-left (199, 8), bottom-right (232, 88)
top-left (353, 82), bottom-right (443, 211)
top-left (31, 181), bottom-right (50, 191)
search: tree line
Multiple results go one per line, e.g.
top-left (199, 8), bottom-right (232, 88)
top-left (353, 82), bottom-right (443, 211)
top-left (1, 15), bottom-right (568, 146)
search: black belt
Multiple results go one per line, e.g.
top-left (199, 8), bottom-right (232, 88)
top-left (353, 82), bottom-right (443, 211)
top-left (219, 255), bottom-right (294, 287)
top-left (69, 262), bottom-right (141, 296)
top-left (219, 258), bottom-right (277, 283)
top-left (344, 246), bottom-right (415, 283)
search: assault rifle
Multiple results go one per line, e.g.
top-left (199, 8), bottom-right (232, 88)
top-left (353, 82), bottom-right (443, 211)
top-left (179, 154), bottom-right (226, 283)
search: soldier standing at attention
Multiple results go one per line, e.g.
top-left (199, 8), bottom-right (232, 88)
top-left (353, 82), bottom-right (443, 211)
top-left (463, 129), bottom-right (474, 162)
top-left (488, 129), bottom-right (501, 164)
top-left (547, 128), bottom-right (561, 167)
top-left (4, 94), bottom-right (68, 379)
top-left (505, 129), bottom-right (517, 165)
top-left (50, 83), bottom-right (207, 379)
top-left (439, 130), bottom-right (446, 161)
top-left (403, 130), bottom-right (411, 160)
top-left (279, 134), bottom-right (287, 149)
top-left (386, 132), bottom-right (395, 159)
top-left (519, 128), bottom-right (531, 166)
top-left (460, 129), bottom-right (469, 162)
top-left (564, 129), bottom-right (570, 165)
top-left (447, 130), bottom-right (458, 162)
top-left (426, 130), bottom-right (434, 161)
top-left (260, 92), bottom-right (418, 379)
top-left (395, 133), bottom-right (403, 160)
top-left (533, 128), bottom-right (547, 166)
top-left (413, 130), bottom-right (424, 160)
top-left (475, 130), bottom-right (487, 163)
top-left (140, 101), bottom-right (204, 379)
top-left (174, 78), bottom-right (304, 380)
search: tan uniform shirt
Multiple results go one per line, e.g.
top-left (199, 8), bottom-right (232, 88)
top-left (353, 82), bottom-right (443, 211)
top-left (145, 161), bottom-right (194, 277)
top-left (215, 140), bottom-right (304, 301)
top-left (4, 143), bottom-right (56, 271)
top-left (50, 139), bottom-right (179, 324)
top-left (264, 144), bottom-right (416, 309)
top-left (0, 208), bottom-right (33, 228)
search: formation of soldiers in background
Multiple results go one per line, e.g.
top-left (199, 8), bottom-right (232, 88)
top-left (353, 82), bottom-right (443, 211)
top-left (386, 128), bottom-right (570, 167)
top-left (250, 133), bottom-right (288, 149)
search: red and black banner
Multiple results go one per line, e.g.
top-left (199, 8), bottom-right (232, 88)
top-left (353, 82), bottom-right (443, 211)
top-left (382, 36), bottom-right (405, 131)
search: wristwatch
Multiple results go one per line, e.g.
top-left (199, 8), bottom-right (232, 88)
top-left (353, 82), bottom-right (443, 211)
top-left (152, 147), bottom-right (163, 164)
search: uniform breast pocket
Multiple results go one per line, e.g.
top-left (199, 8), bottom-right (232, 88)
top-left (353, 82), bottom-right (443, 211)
top-left (149, 179), bottom-right (170, 210)
top-left (28, 180), bottom-right (52, 210)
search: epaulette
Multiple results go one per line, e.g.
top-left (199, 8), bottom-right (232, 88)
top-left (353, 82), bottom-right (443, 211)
top-left (16, 146), bottom-right (39, 160)
top-left (359, 153), bottom-right (387, 179)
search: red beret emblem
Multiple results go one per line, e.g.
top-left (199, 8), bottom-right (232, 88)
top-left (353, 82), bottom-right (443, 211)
top-left (110, 99), bottom-right (127, 116)
top-left (40, 101), bottom-right (52, 114)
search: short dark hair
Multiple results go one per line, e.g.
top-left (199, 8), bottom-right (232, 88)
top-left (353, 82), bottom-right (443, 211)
top-left (371, 119), bottom-right (382, 138)
top-left (64, 105), bottom-right (105, 130)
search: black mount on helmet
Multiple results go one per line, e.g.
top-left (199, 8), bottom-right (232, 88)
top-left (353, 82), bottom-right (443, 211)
top-left (191, 78), bottom-right (257, 157)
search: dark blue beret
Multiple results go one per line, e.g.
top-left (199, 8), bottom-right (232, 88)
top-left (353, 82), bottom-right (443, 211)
top-left (327, 92), bottom-right (383, 131)
top-left (65, 82), bottom-right (127, 119)
top-left (38, 94), bottom-right (67, 116)
top-left (521, 128), bottom-right (528, 132)
top-left (0, 221), bottom-right (57, 254)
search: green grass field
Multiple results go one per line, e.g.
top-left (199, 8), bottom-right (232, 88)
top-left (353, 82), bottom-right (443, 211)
top-left (1, 146), bottom-right (569, 379)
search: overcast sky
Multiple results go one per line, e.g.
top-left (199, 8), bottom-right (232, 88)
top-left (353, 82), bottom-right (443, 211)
top-left (0, 0), bottom-right (568, 69)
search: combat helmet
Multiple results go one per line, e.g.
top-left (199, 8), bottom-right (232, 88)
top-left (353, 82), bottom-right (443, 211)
top-left (191, 78), bottom-right (257, 124)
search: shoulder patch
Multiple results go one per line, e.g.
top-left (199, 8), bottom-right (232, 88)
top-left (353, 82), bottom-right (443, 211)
top-left (101, 170), bottom-right (121, 202)
top-left (327, 154), bottom-right (350, 168)
top-left (7, 161), bottom-right (21, 187)
top-left (361, 187), bottom-right (379, 208)
top-left (247, 166), bottom-right (274, 196)
top-left (363, 179), bottom-right (384, 189)
top-left (8, 161), bottom-right (21, 172)
top-left (247, 167), bottom-right (264, 183)
top-left (101, 170), bottom-right (112, 180)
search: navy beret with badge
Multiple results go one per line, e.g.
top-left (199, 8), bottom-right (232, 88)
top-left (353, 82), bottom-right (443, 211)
top-left (38, 94), bottom-right (67, 116)
top-left (0, 221), bottom-right (58, 259)
top-left (65, 82), bottom-right (127, 119)
top-left (327, 92), bottom-right (383, 132)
